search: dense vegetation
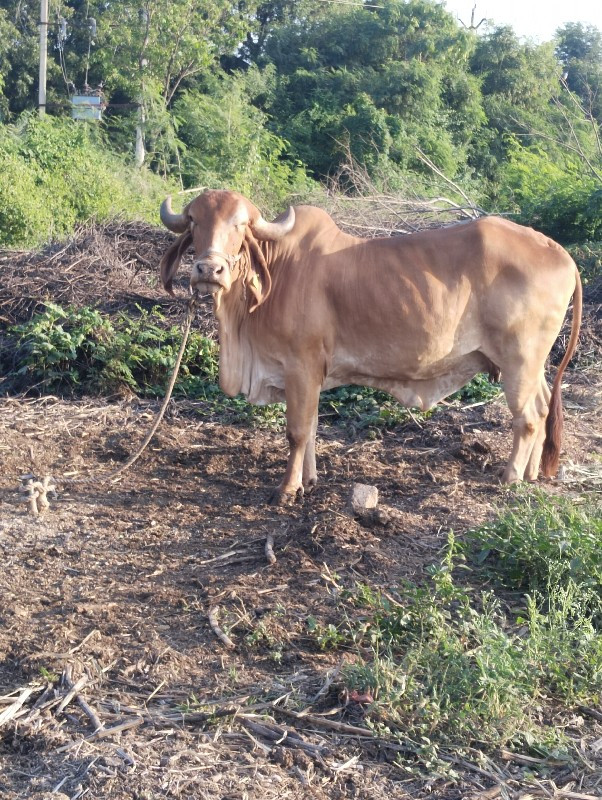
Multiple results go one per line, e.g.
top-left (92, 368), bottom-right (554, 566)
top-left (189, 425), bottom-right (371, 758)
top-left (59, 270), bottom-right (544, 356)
top-left (0, 1), bottom-right (600, 246)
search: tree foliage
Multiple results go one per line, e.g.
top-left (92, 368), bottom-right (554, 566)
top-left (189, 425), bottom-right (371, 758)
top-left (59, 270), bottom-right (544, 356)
top-left (0, 0), bottom-right (599, 246)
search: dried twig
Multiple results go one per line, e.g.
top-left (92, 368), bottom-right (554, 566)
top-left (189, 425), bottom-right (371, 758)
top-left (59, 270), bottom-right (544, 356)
top-left (265, 533), bottom-right (276, 565)
top-left (0, 688), bottom-right (36, 727)
top-left (207, 606), bottom-right (235, 650)
top-left (87, 716), bottom-right (143, 740)
top-left (239, 716), bottom-right (328, 762)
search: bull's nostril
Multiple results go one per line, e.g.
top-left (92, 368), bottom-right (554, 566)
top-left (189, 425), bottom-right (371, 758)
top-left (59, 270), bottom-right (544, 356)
top-left (215, 264), bottom-right (224, 274)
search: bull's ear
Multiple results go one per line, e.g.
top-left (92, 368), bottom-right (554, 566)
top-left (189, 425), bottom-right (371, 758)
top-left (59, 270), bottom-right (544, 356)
top-left (244, 233), bottom-right (272, 312)
top-left (160, 231), bottom-right (192, 294)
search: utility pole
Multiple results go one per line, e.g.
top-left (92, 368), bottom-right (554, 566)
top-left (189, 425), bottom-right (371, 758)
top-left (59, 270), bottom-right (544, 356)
top-left (38, 0), bottom-right (49, 116)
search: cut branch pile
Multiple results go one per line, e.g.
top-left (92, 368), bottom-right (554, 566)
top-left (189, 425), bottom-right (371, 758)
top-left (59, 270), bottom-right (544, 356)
top-left (2, 670), bottom-right (601, 800)
top-left (324, 149), bottom-right (487, 238)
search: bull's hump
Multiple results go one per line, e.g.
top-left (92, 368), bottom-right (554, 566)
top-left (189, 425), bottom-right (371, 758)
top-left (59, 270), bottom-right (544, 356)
top-left (290, 206), bottom-right (351, 252)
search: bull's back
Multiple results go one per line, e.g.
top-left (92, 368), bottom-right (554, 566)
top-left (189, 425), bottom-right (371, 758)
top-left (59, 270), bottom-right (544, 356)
top-left (257, 213), bottom-right (576, 381)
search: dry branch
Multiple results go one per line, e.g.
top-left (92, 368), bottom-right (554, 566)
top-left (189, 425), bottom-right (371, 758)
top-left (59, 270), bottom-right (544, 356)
top-left (0, 688), bottom-right (36, 727)
top-left (239, 716), bottom-right (328, 762)
top-left (207, 606), bottom-right (235, 649)
top-left (265, 533), bottom-right (276, 565)
top-left (87, 716), bottom-right (143, 740)
top-left (274, 705), bottom-right (373, 738)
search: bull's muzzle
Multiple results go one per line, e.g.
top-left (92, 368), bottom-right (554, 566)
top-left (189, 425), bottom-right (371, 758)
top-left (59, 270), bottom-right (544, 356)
top-left (191, 259), bottom-right (227, 288)
top-left (190, 248), bottom-right (242, 294)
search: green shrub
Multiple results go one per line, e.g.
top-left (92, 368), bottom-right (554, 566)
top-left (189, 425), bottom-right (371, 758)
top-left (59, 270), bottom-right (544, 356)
top-left (305, 495), bottom-right (602, 768)
top-left (3, 303), bottom-right (287, 427)
top-left (6, 303), bottom-right (217, 396)
top-left (0, 113), bottom-right (169, 248)
top-left (500, 141), bottom-right (602, 242)
top-left (464, 490), bottom-right (602, 613)
top-left (319, 385), bottom-right (424, 431)
top-left (565, 241), bottom-right (602, 285)
top-left (4, 302), bottom-right (503, 431)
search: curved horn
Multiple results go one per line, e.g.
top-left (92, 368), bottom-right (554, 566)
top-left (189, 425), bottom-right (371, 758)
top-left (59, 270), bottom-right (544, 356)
top-left (160, 195), bottom-right (189, 233)
top-left (251, 206), bottom-right (295, 241)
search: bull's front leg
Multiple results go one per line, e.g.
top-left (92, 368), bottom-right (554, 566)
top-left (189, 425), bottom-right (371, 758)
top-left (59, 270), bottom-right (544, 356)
top-left (271, 371), bottom-right (321, 505)
top-left (302, 409), bottom-right (319, 493)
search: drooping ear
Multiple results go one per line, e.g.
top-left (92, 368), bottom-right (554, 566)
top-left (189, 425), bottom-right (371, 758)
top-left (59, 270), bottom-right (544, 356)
top-left (160, 231), bottom-right (193, 295)
top-left (244, 231), bottom-right (272, 312)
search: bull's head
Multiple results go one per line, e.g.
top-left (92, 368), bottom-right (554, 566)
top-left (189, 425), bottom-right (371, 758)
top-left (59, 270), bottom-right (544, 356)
top-left (159, 190), bottom-right (295, 312)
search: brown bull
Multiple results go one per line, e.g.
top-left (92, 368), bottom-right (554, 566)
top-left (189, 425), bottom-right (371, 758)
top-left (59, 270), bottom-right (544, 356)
top-left (159, 190), bottom-right (581, 503)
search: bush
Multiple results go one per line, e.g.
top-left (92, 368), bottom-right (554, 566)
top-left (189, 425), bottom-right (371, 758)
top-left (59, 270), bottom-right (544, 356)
top-left (3, 303), bottom-right (288, 427)
top-left (5, 303), bottom-right (217, 396)
top-left (500, 141), bottom-right (602, 242)
top-left (0, 114), bottom-right (169, 248)
top-left (464, 490), bottom-right (602, 613)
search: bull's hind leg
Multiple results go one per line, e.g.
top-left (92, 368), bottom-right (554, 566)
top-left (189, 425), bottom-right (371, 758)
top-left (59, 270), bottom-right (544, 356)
top-left (524, 377), bottom-right (551, 482)
top-left (502, 371), bottom-right (549, 484)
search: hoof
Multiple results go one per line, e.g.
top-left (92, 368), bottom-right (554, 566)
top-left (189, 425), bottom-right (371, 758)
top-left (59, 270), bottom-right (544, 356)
top-left (268, 486), bottom-right (304, 506)
top-left (303, 478), bottom-right (318, 495)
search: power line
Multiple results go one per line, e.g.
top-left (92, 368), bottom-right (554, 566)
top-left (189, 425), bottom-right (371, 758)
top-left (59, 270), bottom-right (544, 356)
top-left (317, 0), bottom-right (385, 8)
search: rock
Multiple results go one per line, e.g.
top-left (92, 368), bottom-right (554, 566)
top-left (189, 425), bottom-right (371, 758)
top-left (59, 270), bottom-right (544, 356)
top-left (351, 483), bottom-right (379, 514)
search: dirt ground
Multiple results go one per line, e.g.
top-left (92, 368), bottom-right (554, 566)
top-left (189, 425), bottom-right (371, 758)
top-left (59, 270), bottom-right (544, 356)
top-left (0, 225), bottom-right (601, 800)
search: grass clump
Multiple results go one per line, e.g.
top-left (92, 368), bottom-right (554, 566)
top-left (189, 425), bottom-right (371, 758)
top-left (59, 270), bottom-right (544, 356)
top-left (307, 494), bottom-right (602, 770)
top-left (464, 490), bottom-right (602, 611)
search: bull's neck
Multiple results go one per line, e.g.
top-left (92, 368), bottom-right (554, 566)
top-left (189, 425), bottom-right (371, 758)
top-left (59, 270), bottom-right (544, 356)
top-left (213, 239), bottom-right (278, 397)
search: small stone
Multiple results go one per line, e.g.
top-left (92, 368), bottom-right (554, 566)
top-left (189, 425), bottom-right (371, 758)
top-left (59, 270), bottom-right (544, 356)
top-left (351, 483), bottom-right (379, 514)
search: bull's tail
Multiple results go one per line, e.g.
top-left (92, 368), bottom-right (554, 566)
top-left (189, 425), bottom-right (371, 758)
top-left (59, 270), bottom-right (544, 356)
top-left (540, 265), bottom-right (583, 477)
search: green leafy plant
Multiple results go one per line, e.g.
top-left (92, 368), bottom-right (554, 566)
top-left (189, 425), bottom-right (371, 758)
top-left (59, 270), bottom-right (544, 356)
top-left (309, 496), bottom-right (602, 770)
top-left (307, 616), bottom-right (347, 650)
top-left (7, 302), bottom-right (217, 396)
top-left (464, 490), bottom-right (602, 609)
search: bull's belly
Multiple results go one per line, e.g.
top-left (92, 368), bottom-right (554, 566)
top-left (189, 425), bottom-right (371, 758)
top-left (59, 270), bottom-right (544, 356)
top-left (229, 345), bottom-right (491, 410)
top-left (323, 351), bottom-right (491, 411)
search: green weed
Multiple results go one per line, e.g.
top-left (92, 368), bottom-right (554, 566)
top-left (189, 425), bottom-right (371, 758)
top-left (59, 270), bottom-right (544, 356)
top-left (307, 616), bottom-right (348, 650)
top-left (309, 495), bottom-right (602, 770)
top-left (5, 303), bottom-right (218, 397)
top-left (464, 490), bottom-right (602, 612)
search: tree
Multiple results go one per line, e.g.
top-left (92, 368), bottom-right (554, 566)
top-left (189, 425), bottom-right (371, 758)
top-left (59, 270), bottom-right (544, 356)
top-left (262, 0), bottom-right (483, 181)
top-left (556, 23), bottom-right (602, 124)
top-left (468, 26), bottom-right (563, 189)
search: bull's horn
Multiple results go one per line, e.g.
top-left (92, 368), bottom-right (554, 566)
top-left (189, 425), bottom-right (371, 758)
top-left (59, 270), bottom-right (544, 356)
top-left (251, 206), bottom-right (295, 241)
top-left (160, 195), bottom-right (189, 233)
